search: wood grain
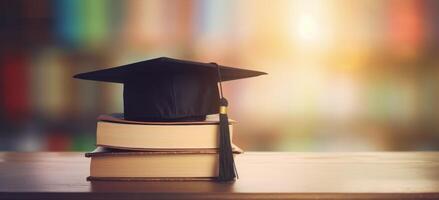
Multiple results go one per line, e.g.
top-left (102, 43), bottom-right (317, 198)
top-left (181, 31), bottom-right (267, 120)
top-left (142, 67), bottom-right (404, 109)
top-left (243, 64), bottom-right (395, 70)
top-left (1, 152), bottom-right (439, 199)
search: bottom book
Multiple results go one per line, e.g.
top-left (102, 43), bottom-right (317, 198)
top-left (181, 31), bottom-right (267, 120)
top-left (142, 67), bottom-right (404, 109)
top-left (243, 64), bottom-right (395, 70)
top-left (86, 146), bottom-right (242, 181)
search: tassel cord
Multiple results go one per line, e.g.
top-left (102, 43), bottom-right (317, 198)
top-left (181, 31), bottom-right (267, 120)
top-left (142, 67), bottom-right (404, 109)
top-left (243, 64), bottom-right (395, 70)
top-left (212, 62), bottom-right (238, 181)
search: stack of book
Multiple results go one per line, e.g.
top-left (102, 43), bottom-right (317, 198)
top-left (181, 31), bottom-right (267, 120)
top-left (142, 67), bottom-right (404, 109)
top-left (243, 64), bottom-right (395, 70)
top-left (86, 113), bottom-right (241, 181)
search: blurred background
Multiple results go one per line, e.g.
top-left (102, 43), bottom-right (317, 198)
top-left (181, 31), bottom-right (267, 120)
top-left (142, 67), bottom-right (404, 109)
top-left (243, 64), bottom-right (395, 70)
top-left (0, 0), bottom-right (438, 152)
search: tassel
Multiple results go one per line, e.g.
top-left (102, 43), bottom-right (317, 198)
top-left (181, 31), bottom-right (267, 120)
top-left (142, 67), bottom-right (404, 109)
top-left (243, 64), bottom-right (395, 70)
top-left (217, 97), bottom-right (238, 181)
top-left (212, 62), bottom-right (238, 181)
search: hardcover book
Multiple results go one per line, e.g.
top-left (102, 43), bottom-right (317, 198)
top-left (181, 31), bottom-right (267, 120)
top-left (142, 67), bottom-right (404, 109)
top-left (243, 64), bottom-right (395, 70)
top-left (86, 146), bottom-right (243, 181)
top-left (96, 114), bottom-right (234, 150)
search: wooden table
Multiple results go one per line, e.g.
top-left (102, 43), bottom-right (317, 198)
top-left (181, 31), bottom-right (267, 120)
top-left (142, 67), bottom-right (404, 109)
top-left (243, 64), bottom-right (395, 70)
top-left (1, 152), bottom-right (439, 199)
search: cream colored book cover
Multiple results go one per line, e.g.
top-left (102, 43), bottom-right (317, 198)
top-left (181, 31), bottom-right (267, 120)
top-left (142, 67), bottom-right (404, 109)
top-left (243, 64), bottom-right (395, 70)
top-left (96, 114), bottom-right (235, 150)
top-left (86, 146), bottom-right (243, 181)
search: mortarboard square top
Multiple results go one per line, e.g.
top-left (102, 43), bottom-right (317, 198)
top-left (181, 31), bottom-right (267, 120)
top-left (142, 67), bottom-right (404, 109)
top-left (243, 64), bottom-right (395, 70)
top-left (74, 57), bottom-right (266, 122)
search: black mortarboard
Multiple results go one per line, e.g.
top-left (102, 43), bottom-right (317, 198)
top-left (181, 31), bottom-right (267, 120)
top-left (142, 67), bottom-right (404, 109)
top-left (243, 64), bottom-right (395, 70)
top-left (74, 57), bottom-right (266, 121)
top-left (74, 57), bottom-right (266, 181)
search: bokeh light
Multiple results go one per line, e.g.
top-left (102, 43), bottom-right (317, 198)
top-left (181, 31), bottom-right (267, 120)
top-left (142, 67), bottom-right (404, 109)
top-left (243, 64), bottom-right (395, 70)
top-left (1, 0), bottom-right (438, 152)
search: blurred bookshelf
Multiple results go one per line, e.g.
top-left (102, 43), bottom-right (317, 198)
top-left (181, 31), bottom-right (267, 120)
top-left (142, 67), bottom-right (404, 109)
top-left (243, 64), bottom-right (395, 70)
top-left (0, 0), bottom-right (439, 151)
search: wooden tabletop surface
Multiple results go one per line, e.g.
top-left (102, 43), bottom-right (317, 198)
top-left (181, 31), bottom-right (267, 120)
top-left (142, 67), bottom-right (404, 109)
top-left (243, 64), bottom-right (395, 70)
top-left (1, 152), bottom-right (439, 199)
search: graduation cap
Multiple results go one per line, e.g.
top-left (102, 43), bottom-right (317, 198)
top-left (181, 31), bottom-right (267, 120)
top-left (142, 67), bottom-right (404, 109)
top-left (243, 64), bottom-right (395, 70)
top-left (74, 57), bottom-right (266, 181)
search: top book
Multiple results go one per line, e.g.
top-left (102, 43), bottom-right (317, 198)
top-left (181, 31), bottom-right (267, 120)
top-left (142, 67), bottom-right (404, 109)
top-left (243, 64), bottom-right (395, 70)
top-left (96, 114), bottom-right (235, 150)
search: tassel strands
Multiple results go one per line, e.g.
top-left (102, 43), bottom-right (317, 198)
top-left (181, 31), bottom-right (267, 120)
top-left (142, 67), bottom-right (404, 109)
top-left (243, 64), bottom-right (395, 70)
top-left (218, 98), bottom-right (238, 181)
